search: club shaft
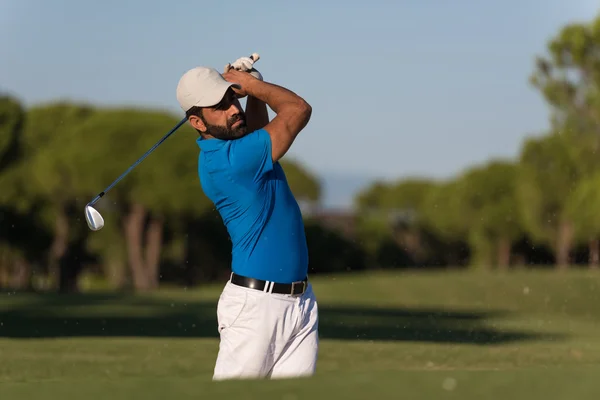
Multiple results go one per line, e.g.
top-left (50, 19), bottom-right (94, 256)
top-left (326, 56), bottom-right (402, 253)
top-left (87, 116), bottom-right (187, 207)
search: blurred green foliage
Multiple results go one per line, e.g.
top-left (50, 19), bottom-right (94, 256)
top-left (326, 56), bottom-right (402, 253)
top-left (4, 15), bottom-right (600, 292)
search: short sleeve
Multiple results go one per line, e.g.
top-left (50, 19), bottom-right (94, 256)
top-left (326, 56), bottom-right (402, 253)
top-left (228, 129), bottom-right (274, 181)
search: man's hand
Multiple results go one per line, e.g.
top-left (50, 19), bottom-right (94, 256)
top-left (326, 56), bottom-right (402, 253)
top-left (222, 69), bottom-right (260, 98)
top-left (226, 55), bottom-right (264, 81)
top-left (230, 56), bottom-right (255, 72)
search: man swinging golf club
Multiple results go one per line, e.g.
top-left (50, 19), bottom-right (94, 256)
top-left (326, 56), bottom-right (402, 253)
top-left (176, 55), bottom-right (318, 380)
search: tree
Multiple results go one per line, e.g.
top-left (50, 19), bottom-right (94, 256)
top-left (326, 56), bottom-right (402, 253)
top-left (0, 95), bottom-right (23, 171)
top-left (452, 160), bottom-right (523, 269)
top-left (530, 17), bottom-right (600, 136)
top-left (55, 107), bottom-right (201, 291)
top-left (528, 15), bottom-right (600, 269)
top-left (420, 180), bottom-right (470, 267)
top-left (354, 178), bottom-right (452, 268)
top-left (125, 111), bottom-right (208, 290)
top-left (516, 132), bottom-right (583, 268)
top-left (0, 94), bottom-right (33, 289)
top-left (356, 178), bottom-right (435, 212)
top-left (20, 103), bottom-right (97, 291)
top-left (352, 181), bottom-right (393, 262)
top-left (280, 159), bottom-right (321, 207)
top-left (564, 172), bottom-right (600, 268)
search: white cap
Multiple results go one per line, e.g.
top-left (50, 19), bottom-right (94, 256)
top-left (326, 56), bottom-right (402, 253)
top-left (176, 67), bottom-right (240, 112)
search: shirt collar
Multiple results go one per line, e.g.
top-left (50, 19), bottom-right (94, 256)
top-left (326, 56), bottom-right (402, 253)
top-left (196, 135), bottom-right (225, 152)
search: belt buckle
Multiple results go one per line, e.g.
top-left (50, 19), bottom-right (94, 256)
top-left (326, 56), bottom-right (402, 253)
top-left (291, 280), bottom-right (306, 295)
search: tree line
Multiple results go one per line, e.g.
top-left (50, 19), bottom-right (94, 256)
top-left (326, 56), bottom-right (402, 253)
top-left (353, 15), bottom-right (600, 271)
top-left (1, 16), bottom-right (600, 292)
top-left (0, 98), bottom-right (358, 292)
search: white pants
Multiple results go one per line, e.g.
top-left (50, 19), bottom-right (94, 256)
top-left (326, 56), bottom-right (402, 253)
top-left (212, 279), bottom-right (319, 381)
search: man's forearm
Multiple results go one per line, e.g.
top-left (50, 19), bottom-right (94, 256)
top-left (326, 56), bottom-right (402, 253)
top-left (245, 80), bottom-right (308, 114)
top-left (223, 70), bottom-right (311, 162)
top-left (245, 96), bottom-right (269, 132)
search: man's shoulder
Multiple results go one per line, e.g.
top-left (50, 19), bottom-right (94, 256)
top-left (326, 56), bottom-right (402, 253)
top-left (199, 129), bottom-right (269, 159)
top-left (198, 129), bottom-right (274, 185)
top-left (229, 129), bottom-right (271, 152)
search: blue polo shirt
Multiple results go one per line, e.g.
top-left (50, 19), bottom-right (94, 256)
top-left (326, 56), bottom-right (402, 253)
top-left (196, 128), bottom-right (308, 283)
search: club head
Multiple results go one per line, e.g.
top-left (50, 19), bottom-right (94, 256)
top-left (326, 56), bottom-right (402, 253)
top-left (85, 205), bottom-right (105, 231)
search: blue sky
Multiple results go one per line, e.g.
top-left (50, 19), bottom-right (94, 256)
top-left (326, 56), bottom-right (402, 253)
top-left (1, 0), bottom-right (599, 208)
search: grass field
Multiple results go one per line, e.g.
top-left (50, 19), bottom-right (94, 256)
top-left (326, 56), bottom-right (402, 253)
top-left (1, 269), bottom-right (600, 399)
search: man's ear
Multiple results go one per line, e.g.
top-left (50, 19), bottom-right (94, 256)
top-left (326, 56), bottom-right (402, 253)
top-left (189, 115), bottom-right (207, 133)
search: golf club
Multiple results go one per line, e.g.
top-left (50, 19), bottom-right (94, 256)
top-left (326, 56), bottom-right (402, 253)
top-left (84, 116), bottom-right (187, 231)
top-left (85, 53), bottom-right (260, 231)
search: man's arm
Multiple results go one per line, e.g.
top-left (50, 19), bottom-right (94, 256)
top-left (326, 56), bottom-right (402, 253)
top-left (245, 96), bottom-right (269, 132)
top-left (226, 56), bottom-right (269, 132)
top-left (223, 70), bottom-right (312, 163)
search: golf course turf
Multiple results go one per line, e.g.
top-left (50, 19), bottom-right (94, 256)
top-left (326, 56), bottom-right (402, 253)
top-left (1, 269), bottom-right (599, 399)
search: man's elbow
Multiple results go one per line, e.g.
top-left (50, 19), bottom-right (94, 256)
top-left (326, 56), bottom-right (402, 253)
top-left (297, 99), bottom-right (312, 126)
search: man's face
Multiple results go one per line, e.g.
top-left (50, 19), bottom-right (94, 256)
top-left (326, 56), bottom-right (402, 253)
top-left (189, 88), bottom-right (248, 140)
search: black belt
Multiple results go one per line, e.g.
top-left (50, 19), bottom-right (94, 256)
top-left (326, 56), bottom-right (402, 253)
top-left (230, 273), bottom-right (308, 295)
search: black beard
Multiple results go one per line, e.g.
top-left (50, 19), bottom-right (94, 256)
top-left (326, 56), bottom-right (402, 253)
top-left (204, 115), bottom-right (248, 140)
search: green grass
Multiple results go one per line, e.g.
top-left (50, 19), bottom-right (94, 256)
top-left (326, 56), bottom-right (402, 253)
top-left (1, 269), bottom-right (600, 399)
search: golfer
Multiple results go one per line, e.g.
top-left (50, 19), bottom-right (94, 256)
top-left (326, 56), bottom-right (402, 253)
top-left (176, 56), bottom-right (318, 380)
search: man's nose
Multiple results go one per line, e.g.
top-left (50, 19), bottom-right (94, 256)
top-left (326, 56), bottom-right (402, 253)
top-left (229, 103), bottom-right (242, 114)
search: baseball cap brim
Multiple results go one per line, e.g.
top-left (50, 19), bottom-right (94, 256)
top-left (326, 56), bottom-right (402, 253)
top-left (195, 81), bottom-right (241, 108)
